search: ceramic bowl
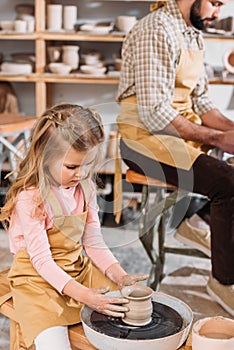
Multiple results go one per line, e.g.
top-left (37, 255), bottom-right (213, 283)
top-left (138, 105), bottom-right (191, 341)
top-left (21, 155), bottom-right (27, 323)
top-left (223, 48), bottom-right (234, 74)
top-left (1, 61), bottom-right (32, 74)
top-left (0, 21), bottom-right (14, 31)
top-left (81, 52), bottom-right (102, 66)
top-left (80, 65), bottom-right (106, 75)
top-left (48, 62), bottom-right (72, 75)
top-left (80, 23), bottom-right (113, 35)
top-left (192, 316), bottom-right (234, 350)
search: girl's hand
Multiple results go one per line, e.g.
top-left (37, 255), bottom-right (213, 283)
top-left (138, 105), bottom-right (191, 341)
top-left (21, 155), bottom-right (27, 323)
top-left (81, 286), bottom-right (129, 317)
top-left (118, 273), bottom-right (149, 290)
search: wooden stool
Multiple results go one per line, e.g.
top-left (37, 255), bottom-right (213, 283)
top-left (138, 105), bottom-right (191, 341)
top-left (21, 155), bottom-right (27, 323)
top-left (0, 273), bottom-right (96, 350)
top-left (125, 169), bottom-right (207, 290)
top-left (0, 113), bottom-right (37, 183)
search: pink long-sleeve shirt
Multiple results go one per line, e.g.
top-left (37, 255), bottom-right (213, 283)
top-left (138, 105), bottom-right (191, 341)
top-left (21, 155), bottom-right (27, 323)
top-left (8, 180), bottom-right (118, 293)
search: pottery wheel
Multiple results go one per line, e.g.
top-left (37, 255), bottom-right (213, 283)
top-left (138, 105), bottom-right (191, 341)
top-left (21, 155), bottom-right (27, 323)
top-left (90, 301), bottom-right (183, 340)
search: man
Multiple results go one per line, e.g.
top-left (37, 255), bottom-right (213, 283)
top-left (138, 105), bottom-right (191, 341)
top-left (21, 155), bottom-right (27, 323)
top-left (116, 0), bottom-right (234, 316)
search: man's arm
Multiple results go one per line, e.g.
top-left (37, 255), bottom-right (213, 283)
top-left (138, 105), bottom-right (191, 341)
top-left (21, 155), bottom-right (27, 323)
top-left (164, 113), bottom-right (234, 155)
top-left (201, 108), bottom-right (234, 132)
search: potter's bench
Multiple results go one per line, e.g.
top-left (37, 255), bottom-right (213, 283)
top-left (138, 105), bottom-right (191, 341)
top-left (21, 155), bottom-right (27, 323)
top-left (125, 169), bottom-right (209, 290)
top-left (0, 272), bottom-right (192, 349)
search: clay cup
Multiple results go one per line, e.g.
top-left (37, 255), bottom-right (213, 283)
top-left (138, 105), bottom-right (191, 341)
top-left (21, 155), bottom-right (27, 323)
top-left (121, 284), bottom-right (153, 326)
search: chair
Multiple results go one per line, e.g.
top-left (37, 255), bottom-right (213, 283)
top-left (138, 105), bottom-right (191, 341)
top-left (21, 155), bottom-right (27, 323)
top-left (125, 169), bottom-right (208, 290)
top-left (0, 113), bottom-right (37, 186)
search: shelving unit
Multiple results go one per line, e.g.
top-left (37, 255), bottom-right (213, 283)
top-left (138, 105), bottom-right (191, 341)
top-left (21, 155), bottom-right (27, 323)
top-left (0, 0), bottom-right (233, 117)
top-left (0, 0), bottom-right (154, 116)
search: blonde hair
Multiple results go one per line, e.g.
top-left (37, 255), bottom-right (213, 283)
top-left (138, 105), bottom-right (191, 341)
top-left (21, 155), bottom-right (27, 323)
top-left (0, 103), bottom-right (104, 224)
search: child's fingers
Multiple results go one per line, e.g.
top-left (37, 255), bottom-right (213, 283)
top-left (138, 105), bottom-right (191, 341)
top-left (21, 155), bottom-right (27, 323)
top-left (92, 286), bottom-right (110, 294)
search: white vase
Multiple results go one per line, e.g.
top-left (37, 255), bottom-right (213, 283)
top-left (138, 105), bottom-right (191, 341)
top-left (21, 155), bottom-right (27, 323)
top-left (47, 5), bottom-right (62, 31)
top-left (63, 5), bottom-right (77, 31)
top-left (62, 45), bottom-right (80, 70)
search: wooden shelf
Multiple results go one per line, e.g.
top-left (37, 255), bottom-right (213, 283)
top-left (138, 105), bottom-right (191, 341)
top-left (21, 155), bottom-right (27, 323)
top-left (203, 34), bottom-right (234, 42)
top-left (0, 32), bottom-right (38, 40)
top-left (41, 74), bottom-right (119, 84)
top-left (0, 74), bottom-right (38, 82)
top-left (209, 77), bottom-right (234, 85)
top-left (42, 31), bottom-right (125, 42)
top-left (0, 73), bottom-right (232, 86)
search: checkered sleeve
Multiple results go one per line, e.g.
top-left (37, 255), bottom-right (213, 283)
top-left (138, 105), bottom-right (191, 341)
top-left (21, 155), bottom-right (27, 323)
top-left (133, 25), bottom-right (179, 132)
top-left (191, 65), bottom-right (216, 116)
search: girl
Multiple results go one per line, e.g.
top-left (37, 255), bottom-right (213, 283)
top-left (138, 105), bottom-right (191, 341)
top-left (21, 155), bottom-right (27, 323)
top-left (0, 104), bottom-right (148, 350)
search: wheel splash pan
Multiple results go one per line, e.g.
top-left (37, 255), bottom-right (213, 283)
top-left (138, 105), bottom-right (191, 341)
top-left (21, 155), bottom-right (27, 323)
top-left (81, 291), bottom-right (193, 350)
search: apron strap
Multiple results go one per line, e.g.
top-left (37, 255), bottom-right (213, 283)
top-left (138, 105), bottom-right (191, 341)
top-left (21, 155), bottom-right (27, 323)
top-left (79, 179), bottom-right (91, 204)
top-left (46, 191), bottom-right (64, 217)
top-left (46, 181), bottom-right (91, 217)
top-left (0, 291), bottom-right (12, 306)
top-left (114, 131), bottom-right (122, 224)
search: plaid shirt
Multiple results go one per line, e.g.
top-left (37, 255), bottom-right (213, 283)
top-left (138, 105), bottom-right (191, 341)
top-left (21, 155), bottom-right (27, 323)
top-left (117, 0), bottom-right (215, 132)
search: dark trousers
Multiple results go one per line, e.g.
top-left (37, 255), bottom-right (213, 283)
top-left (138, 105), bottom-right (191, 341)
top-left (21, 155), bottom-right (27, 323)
top-left (120, 139), bottom-right (234, 285)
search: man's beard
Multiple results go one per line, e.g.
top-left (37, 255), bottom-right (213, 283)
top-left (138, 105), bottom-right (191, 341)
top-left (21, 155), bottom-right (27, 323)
top-left (190, 0), bottom-right (215, 30)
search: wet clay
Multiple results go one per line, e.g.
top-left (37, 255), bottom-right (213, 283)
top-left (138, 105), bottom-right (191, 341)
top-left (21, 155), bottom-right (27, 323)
top-left (120, 284), bottom-right (153, 326)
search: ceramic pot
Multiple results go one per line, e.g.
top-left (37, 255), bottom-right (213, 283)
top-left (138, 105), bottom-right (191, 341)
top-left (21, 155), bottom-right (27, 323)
top-left (14, 20), bottom-right (27, 33)
top-left (63, 5), bottom-right (77, 31)
top-left (47, 4), bottom-right (62, 31)
top-left (121, 284), bottom-right (153, 326)
top-left (47, 46), bottom-right (61, 63)
top-left (192, 316), bottom-right (234, 350)
top-left (116, 16), bottom-right (137, 34)
top-left (62, 45), bottom-right (80, 70)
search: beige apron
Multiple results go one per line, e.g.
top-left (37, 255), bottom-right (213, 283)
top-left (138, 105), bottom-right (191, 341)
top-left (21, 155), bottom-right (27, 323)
top-left (8, 180), bottom-right (117, 347)
top-left (115, 27), bottom-right (206, 222)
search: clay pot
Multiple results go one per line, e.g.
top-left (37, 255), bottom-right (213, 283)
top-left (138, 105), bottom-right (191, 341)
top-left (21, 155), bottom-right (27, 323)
top-left (62, 45), bottom-right (80, 70)
top-left (121, 284), bottom-right (153, 326)
top-left (192, 316), bottom-right (234, 350)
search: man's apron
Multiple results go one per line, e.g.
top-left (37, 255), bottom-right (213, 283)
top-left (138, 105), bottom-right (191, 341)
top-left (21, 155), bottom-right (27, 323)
top-left (115, 30), bottom-right (206, 222)
top-left (7, 180), bottom-right (117, 347)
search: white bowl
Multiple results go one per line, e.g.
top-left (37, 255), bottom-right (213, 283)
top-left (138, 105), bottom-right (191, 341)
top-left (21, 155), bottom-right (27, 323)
top-left (192, 317), bottom-right (234, 350)
top-left (80, 23), bottom-right (113, 35)
top-left (82, 53), bottom-right (102, 66)
top-left (80, 65), bottom-right (106, 75)
top-left (1, 21), bottom-right (14, 31)
top-left (48, 62), bottom-right (72, 75)
top-left (1, 61), bottom-right (32, 74)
